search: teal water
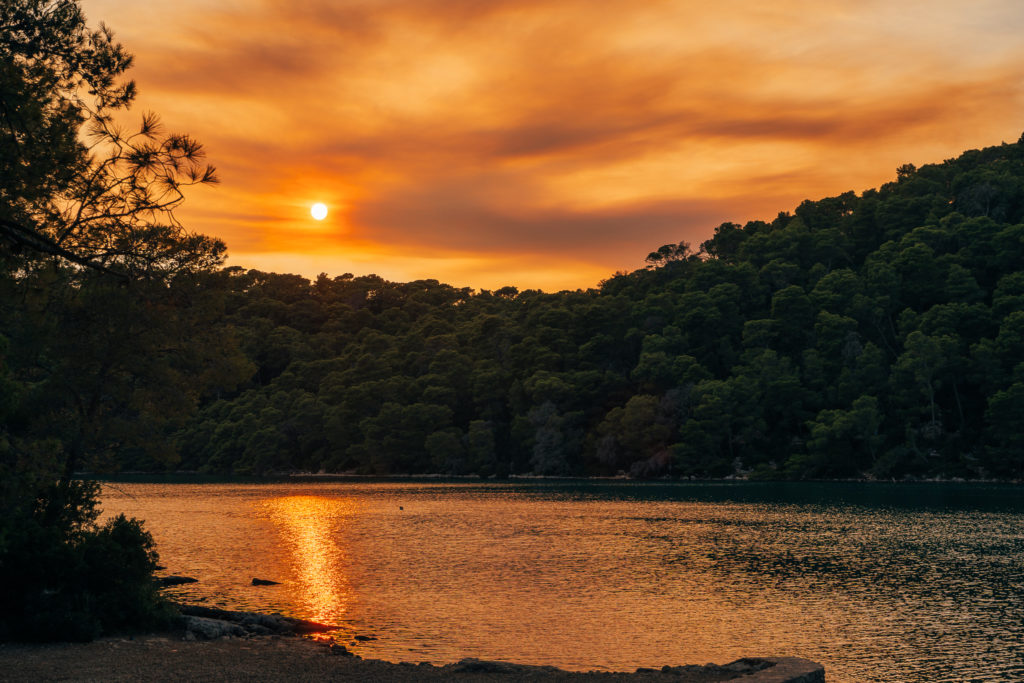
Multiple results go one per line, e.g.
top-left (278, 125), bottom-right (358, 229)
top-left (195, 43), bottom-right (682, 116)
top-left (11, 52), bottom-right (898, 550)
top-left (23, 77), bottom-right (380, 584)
top-left (100, 481), bottom-right (1024, 681)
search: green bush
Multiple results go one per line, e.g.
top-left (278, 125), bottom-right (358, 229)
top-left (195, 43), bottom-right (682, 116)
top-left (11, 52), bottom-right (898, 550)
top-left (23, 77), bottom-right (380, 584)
top-left (0, 480), bottom-right (173, 642)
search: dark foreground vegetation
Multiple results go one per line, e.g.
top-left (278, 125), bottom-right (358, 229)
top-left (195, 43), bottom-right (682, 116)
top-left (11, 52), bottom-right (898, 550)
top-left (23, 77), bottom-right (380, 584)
top-left (1, 0), bottom-right (219, 639)
top-left (1, 0), bottom-right (1023, 645)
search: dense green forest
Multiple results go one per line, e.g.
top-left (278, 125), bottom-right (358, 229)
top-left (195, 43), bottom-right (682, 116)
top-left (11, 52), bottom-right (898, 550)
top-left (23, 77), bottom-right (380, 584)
top-left (7, 136), bottom-right (1024, 481)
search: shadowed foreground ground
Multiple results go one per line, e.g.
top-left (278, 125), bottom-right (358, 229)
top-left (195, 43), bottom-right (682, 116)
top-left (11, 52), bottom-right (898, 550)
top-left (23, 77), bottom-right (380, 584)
top-left (0, 634), bottom-right (823, 682)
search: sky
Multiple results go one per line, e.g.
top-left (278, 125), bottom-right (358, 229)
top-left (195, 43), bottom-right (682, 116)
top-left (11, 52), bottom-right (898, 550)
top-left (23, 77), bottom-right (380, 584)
top-left (81, 0), bottom-right (1024, 291)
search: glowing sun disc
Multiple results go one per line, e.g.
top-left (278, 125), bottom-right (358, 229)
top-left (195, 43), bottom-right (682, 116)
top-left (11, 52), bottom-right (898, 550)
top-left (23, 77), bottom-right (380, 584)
top-left (311, 203), bottom-right (328, 220)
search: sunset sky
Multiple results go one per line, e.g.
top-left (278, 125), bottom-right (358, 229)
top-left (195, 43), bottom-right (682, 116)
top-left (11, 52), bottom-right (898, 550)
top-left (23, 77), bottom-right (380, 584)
top-left (81, 0), bottom-right (1024, 291)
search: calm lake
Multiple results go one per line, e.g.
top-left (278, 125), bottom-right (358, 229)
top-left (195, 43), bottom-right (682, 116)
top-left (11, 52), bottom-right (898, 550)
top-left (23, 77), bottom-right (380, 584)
top-left (100, 480), bottom-right (1024, 682)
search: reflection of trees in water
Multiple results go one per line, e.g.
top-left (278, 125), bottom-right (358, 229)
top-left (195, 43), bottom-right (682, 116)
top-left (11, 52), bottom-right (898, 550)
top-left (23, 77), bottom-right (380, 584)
top-left (681, 509), bottom-right (1024, 628)
top-left (645, 508), bottom-right (1024, 680)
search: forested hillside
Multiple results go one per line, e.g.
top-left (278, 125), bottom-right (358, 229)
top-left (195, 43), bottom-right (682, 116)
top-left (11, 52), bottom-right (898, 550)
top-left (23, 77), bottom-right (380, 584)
top-left (8, 136), bottom-right (1024, 480)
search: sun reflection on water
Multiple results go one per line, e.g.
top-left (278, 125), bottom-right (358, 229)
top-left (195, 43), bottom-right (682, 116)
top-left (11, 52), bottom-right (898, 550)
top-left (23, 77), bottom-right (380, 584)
top-left (258, 495), bottom-right (358, 625)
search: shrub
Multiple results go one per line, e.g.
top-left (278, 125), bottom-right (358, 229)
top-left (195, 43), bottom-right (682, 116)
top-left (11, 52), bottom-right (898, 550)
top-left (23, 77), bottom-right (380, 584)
top-left (0, 480), bottom-right (173, 642)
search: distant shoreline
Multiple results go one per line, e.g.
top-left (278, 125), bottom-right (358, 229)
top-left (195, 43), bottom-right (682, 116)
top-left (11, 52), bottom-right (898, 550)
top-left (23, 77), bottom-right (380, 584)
top-left (85, 471), bottom-right (1023, 485)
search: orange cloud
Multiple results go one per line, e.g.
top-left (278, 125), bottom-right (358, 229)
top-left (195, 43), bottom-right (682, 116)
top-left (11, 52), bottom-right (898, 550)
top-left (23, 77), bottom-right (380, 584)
top-left (82, 0), bottom-right (1024, 290)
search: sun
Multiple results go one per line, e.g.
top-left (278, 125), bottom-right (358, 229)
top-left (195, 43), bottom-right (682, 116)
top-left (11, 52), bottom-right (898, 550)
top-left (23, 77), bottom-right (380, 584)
top-left (311, 203), bottom-right (328, 220)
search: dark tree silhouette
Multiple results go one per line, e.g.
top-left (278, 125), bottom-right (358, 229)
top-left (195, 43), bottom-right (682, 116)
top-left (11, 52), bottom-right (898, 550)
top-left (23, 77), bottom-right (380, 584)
top-left (1, 1), bottom-right (235, 642)
top-left (0, 0), bottom-right (222, 276)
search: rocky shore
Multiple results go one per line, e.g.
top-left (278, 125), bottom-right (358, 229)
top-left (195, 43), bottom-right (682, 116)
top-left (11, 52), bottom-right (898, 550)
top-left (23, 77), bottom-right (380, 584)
top-left (0, 605), bottom-right (824, 682)
top-left (174, 603), bottom-right (340, 641)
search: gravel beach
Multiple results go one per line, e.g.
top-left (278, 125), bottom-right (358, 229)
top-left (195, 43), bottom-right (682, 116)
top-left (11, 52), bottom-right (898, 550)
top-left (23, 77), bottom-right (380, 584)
top-left (0, 634), bottom-right (824, 682)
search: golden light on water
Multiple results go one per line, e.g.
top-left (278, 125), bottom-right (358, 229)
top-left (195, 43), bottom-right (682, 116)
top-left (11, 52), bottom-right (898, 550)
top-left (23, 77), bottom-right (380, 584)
top-left (259, 495), bottom-right (357, 625)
